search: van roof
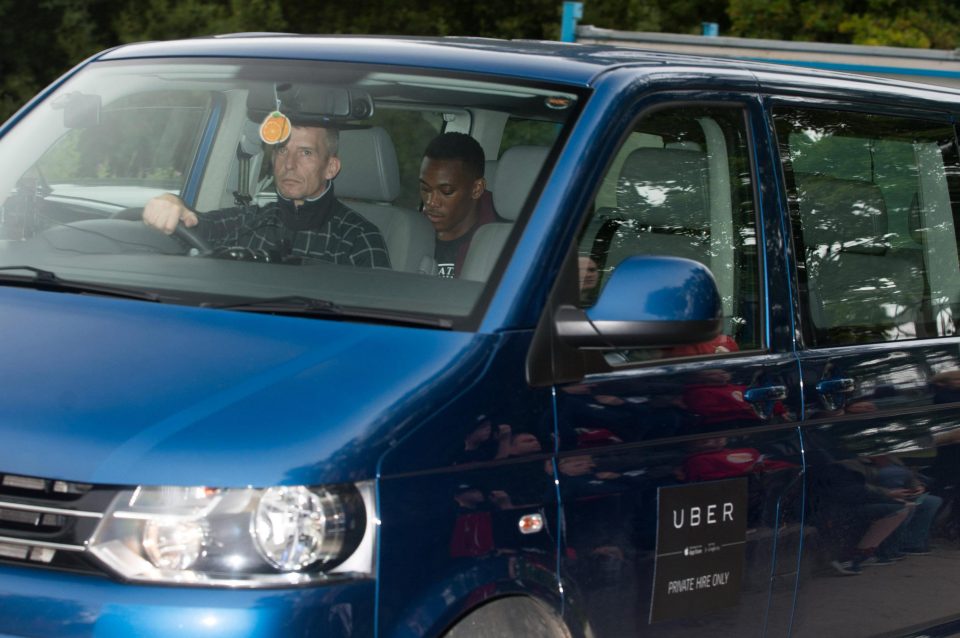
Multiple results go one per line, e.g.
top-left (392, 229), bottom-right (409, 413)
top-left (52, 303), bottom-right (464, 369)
top-left (98, 34), bottom-right (960, 104)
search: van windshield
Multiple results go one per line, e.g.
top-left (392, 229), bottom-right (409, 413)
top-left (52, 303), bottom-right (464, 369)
top-left (0, 58), bottom-right (579, 325)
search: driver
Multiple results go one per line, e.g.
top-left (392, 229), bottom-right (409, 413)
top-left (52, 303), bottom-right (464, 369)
top-left (142, 124), bottom-right (391, 268)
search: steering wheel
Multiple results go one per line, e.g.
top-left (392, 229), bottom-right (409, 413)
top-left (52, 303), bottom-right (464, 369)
top-left (174, 224), bottom-right (214, 256)
top-left (111, 206), bottom-right (213, 256)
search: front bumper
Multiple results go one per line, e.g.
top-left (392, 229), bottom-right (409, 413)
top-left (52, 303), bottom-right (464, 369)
top-left (0, 564), bottom-right (374, 637)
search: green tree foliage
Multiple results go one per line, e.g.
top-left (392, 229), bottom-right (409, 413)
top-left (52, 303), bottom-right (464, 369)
top-left (583, 0), bottom-right (729, 35)
top-left (727, 0), bottom-right (960, 48)
top-left (4, 0), bottom-right (960, 124)
top-left (286, 0), bottom-right (561, 40)
top-left (1, 0), bottom-right (120, 121)
top-left (113, 0), bottom-right (286, 42)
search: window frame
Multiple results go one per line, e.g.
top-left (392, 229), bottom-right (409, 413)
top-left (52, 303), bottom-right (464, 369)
top-left (574, 93), bottom-right (769, 362)
top-left (549, 94), bottom-right (770, 379)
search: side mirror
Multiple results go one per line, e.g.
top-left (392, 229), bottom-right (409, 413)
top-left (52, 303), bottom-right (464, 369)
top-left (556, 255), bottom-right (722, 349)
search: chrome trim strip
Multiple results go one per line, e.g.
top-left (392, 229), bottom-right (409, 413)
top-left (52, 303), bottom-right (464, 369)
top-left (0, 500), bottom-right (102, 519)
top-left (0, 535), bottom-right (85, 552)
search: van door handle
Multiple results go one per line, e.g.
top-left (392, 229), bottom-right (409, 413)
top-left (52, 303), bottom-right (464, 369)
top-left (744, 385), bottom-right (788, 402)
top-left (816, 378), bottom-right (855, 395)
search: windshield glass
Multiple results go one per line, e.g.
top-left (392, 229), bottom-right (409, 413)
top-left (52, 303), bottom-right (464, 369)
top-left (0, 58), bottom-right (579, 325)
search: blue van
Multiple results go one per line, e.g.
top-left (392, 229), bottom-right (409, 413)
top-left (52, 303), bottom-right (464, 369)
top-left (1, 35), bottom-right (960, 638)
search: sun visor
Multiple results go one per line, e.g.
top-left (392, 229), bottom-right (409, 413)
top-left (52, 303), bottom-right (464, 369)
top-left (246, 83), bottom-right (374, 128)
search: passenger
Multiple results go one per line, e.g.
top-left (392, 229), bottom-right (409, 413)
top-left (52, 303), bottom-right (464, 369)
top-left (142, 125), bottom-right (391, 267)
top-left (419, 132), bottom-right (501, 278)
top-left (578, 255), bottom-right (600, 305)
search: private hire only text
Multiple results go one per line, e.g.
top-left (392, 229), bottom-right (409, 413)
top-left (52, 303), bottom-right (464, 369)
top-left (667, 571), bottom-right (731, 594)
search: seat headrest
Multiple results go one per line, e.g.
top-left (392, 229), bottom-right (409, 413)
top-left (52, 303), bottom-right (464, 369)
top-left (617, 147), bottom-right (710, 230)
top-left (484, 159), bottom-right (498, 192)
top-left (335, 127), bottom-right (401, 202)
top-left (493, 146), bottom-right (549, 221)
top-left (796, 175), bottom-right (888, 253)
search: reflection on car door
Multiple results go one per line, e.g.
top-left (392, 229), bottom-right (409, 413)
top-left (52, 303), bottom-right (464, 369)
top-left (775, 104), bottom-right (960, 637)
top-left (555, 98), bottom-right (805, 637)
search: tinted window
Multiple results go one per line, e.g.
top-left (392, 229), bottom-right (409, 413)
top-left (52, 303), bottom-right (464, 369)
top-left (577, 104), bottom-right (762, 360)
top-left (775, 108), bottom-right (960, 346)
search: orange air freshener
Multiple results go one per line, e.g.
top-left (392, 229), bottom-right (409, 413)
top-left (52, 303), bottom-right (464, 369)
top-left (260, 111), bottom-right (291, 145)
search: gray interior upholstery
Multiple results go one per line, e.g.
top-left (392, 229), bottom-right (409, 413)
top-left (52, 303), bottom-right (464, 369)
top-left (604, 147), bottom-right (712, 271)
top-left (796, 174), bottom-right (924, 341)
top-left (461, 145), bottom-right (548, 282)
top-left (491, 146), bottom-right (549, 221)
top-left (484, 159), bottom-right (498, 193)
top-left (336, 127), bottom-right (435, 272)
top-left (797, 175), bottom-right (888, 253)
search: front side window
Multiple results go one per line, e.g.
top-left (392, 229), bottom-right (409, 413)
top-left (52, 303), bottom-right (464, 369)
top-left (577, 104), bottom-right (762, 360)
top-left (774, 108), bottom-right (960, 347)
top-left (0, 59), bottom-right (580, 326)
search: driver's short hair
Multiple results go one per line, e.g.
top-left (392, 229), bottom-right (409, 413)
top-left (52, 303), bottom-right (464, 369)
top-left (274, 126), bottom-right (339, 157)
top-left (322, 127), bottom-right (339, 156)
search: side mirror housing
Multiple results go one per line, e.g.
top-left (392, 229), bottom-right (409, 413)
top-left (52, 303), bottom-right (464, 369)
top-left (556, 255), bottom-right (722, 349)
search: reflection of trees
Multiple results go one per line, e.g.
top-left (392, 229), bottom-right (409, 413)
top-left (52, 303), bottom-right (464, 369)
top-left (644, 267), bottom-right (716, 319)
top-left (780, 108), bottom-right (960, 346)
top-left (39, 94), bottom-right (208, 188)
top-left (810, 349), bottom-right (960, 456)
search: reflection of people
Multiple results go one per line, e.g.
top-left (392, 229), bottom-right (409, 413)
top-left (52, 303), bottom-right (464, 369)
top-left (561, 381), bottom-right (689, 444)
top-left (456, 419), bottom-right (543, 463)
top-left (873, 455), bottom-right (942, 555)
top-left (682, 368), bottom-right (787, 427)
top-left (419, 133), bottom-right (500, 278)
top-left (678, 436), bottom-right (798, 528)
top-left (932, 370), bottom-right (960, 404)
top-left (679, 437), bottom-right (796, 482)
top-left (143, 125), bottom-right (390, 267)
top-left (821, 456), bottom-right (912, 575)
top-left (666, 334), bottom-right (738, 357)
top-left (495, 424), bottom-right (543, 459)
top-left (578, 255), bottom-right (600, 305)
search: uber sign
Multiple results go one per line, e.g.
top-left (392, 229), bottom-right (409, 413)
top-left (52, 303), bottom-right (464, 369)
top-left (650, 479), bottom-right (747, 623)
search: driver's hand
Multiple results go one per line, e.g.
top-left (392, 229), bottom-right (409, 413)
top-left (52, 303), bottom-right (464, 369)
top-left (143, 194), bottom-right (199, 235)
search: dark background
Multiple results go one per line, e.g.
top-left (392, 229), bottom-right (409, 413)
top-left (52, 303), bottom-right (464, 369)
top-left (3, 0), bottom-right (960, 123)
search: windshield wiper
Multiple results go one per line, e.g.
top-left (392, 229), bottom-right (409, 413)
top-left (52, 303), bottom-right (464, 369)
top-left (0, 265), bottom-right (162, 302)
top-left (204, 295), bottom-right (453, 328)
top-left (203, 295), bottom-right (343, 315)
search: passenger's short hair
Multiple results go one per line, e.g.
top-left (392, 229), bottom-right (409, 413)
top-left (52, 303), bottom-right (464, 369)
top-left (424, 132), bottom-right (485, 178)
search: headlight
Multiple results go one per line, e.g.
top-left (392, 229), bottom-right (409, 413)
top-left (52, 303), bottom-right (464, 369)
top-left (88, 482), bottom-right (375, 587)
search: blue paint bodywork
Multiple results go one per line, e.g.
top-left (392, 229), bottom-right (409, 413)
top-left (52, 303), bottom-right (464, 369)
top-left (2, 34), bottom-right (960, 638)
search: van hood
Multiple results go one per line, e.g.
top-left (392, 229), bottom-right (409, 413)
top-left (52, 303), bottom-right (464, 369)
top-left (0, 288), bottom-right (493, 487)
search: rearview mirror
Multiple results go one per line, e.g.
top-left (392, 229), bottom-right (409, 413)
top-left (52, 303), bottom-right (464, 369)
top-left (247, 84), bottom-right (374, 125)
top-left (52, 92), bottom-right (101, 129)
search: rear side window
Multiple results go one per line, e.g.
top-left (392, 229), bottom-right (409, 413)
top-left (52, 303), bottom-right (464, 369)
top-left (577, 104), bottom-right (762, 360)
top-left (774, 108), bottom-right (960, 347)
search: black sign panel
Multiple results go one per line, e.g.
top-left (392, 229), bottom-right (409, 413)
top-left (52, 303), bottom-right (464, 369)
top-left (650, 478), bottom-right (748, 623)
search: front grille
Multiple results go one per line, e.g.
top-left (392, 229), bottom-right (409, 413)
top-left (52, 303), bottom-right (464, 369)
top-left (0, 472), bottom-right (119, 576)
